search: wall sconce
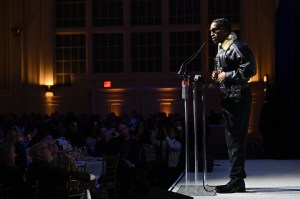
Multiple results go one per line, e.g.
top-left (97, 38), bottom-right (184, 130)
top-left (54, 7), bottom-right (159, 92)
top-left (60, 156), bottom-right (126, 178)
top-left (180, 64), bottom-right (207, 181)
top-left (44, 85), bottom-right (54, 97)
top-left (10, 23), bottom-right (23, 37)
top-left (263, 74), bottom-right (269, 94)
top-left (263, 74), bottom-right (268, 83)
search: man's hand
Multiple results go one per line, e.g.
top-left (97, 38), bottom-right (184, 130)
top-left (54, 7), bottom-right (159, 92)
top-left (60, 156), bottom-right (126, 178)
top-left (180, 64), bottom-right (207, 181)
top-left (217, 72), bottom-right (226, 83)
top-left (211, 71), bottom-right (225, 83)
top-left (211, 70), bottom-right (219, 81)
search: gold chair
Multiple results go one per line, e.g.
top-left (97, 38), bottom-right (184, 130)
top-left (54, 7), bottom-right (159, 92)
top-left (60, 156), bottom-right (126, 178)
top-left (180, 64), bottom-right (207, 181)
top-left (67, 177), bottom-right (90, 199)
top-left (1, 185), bottom-right (14, 199)
top-left (29, 181), bottom-right (39, 199)
top-left (98, 153), bottom-right (120, 199)
top-left (77, 163), bottom-right (87, 172)
top-left (0, 184), bottom-right (38, 199)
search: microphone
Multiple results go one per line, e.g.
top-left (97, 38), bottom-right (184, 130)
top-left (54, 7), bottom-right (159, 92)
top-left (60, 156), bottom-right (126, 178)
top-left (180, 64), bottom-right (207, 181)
top-left (176, 64), bottom-right (186, 77)
top-left (176, 42), bottom-right (207, 77)
top-left (194, 74), bottom-right (204, 83)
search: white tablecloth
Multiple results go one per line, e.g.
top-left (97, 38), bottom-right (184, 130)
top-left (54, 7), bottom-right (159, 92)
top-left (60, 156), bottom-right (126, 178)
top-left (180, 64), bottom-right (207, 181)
top-left (75, 157), bottom-right (103, 177)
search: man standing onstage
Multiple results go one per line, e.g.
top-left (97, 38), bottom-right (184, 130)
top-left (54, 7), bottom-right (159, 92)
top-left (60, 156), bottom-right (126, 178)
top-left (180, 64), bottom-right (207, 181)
top-left (210, 18), bottom-right (256, 193)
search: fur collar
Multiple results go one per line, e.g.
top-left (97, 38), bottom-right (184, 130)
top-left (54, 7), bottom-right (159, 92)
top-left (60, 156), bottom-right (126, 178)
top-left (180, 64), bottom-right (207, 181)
top-left (219, 32), bottom-right (237, 51)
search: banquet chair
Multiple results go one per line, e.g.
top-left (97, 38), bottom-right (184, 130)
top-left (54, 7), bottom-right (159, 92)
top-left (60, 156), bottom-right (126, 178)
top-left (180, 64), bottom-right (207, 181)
top-left (0, 185), bottom-right (14, 199)
top-left (29, 180), bottom-right (39, 199)
top-left (0, 184), bottom-right (13, 199)
top-left (98, 153), bottom-right (120, 199)
top-left (67, 177), bottom-right (90, 199)
top-left (0, 183), bottom-right (38, 199)
top-left (77, 163), bottom-right (87, 172)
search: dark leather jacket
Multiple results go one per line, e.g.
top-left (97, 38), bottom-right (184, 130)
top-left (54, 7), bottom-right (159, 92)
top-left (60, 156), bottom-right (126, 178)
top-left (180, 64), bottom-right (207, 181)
top-left (217, 39), bottom-right (257, 88)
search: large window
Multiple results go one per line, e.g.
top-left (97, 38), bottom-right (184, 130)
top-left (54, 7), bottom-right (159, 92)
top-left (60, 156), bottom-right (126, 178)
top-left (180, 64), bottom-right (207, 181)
top-left (54, 0), bottom-right (241, 84)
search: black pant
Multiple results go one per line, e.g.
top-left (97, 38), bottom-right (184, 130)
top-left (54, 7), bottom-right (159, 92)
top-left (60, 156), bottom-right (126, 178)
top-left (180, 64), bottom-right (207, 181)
top-left (117, 160), bottom-right (138, 199)
top-left (221, 87), bottom-right (252, 180)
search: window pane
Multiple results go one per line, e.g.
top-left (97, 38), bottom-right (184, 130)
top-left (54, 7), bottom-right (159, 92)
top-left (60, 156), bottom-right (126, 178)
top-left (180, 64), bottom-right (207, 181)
top-left (208, 0), bottom-right (240, 23)
top-left (93, 0), bottom-right (123, 26)
top-left (169, 0), bottom-right (200, 24)
top-left (93, 33), bottom-right (124, 73)
top-left (55, 0), bottom-right (86, 28)
top-left (131, 32), bottom-right (162, 72)
top-left (169, 31), bottom-right (202, 72)
top-left (55, 34), bottom-right (86, 85)
top-left (131, 0), bottom-right (161, 25)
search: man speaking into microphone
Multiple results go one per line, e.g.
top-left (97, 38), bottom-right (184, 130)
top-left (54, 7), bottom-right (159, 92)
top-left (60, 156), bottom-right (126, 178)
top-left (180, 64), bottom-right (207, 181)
top-left (210, 18), bottom-right (256, 193)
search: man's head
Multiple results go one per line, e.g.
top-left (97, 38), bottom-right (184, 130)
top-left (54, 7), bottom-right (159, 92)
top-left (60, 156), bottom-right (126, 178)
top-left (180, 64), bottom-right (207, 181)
top-left (42, 135), bottom-right (59, 158)
top-left (117, 123), bottom-right (130, 140)
top-left (99, 127), bottom-right (110, 142)
top-left (29, 141), bottom-right (53, 161)
top-left (210, 18), bottom-right (231, 44)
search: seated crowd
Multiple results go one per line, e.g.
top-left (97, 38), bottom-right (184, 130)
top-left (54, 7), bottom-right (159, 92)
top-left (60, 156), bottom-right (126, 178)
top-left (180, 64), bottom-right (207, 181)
top-left (0, 111), bottom-right (186, 199)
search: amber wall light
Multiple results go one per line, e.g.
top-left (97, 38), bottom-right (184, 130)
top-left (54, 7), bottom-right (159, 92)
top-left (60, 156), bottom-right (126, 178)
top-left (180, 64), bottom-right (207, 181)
top-left (263, 74), bottom-right (268, 83)
top-left (45, 85), bottom-right (54, 97)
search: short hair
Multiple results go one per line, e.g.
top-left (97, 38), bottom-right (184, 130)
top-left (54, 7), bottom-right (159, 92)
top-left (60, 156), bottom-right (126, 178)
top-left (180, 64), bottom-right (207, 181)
top-left (212, 18), bottom-right (231, 32)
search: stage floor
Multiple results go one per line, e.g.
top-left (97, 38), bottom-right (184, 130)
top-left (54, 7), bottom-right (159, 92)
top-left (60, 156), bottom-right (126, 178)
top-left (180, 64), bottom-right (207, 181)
top-left (170, 159), bottom-right (300, 199)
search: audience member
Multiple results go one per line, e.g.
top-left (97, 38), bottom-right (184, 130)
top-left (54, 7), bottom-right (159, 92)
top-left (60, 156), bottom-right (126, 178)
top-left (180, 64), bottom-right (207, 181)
top-left (0, 111), bottom-right (202, 198)
top-left (85, 116), bottom-right (101, 155)
top-left (42, 135), bottom-right (78, 172)
top-left (65, 120), bottom-right (86, 148)
top-left (0, 142), bottom-right (30, 199)
top-left (3, 127), bottom-right (28, 175)
top-left (164, 126), bottom-right (183, 188)
top-left (113, 123), bottom-right (144, 199)
top-left (26, 140), bottom-right (95, 199)
top-left (94, 126), bottom-right (116, 156)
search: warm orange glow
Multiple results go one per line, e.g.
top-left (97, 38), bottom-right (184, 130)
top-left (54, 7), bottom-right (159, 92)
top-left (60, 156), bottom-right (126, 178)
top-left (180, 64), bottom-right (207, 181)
top-left (110, 103), bottom-right (122, 116)
top-left (45, 81), bottom-right (54, 86)
top-left (263, 74), bottom-right (268, 83)
top-left (107, 100), bottom-right (124, 103)
top-left (160, 102), bottom-right (172, 115)
top-left (102, 88), bottom-right (126, 93)
top-left (45, 91), bottom-right (54, 97)
top-left (156, 88), bottom-right (179, 92)
top-left (157, 99), bottom-right (175, 102)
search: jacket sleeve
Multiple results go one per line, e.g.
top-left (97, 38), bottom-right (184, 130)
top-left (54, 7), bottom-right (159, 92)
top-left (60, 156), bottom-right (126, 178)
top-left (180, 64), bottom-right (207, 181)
top-left (224, 42), bottom-right (257, 83)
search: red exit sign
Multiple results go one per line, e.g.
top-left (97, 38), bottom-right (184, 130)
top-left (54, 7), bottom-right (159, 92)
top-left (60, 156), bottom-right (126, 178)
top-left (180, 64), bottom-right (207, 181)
top-left (104, 81), bottom-right (111, 88)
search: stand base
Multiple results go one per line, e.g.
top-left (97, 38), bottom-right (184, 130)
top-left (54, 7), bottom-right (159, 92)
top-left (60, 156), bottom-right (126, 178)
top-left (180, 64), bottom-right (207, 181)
top-left (176, 185), bottom-right (216, 197)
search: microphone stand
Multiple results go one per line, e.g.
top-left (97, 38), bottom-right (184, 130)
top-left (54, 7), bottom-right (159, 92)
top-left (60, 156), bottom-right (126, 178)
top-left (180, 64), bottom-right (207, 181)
top-left (176, 42), bottom-right (214, 196)
top-left (176, 42), bottom-right (206, 187)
